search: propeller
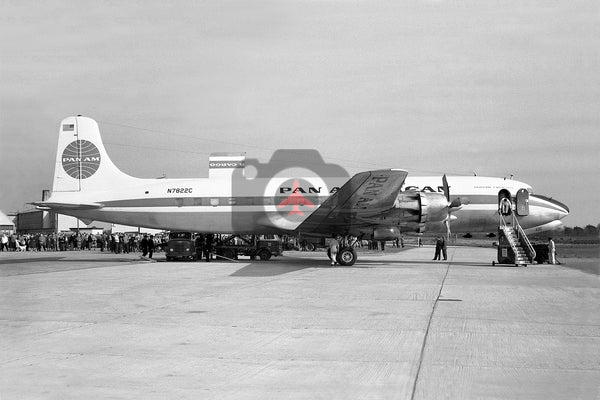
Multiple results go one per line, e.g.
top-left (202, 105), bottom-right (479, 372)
top-left (442, 174), bottom-right (462, 240)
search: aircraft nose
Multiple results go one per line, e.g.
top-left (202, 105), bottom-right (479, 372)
top-left (531, 195), bottom-right (570, 219)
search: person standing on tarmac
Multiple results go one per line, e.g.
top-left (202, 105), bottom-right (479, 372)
top-left (1, 234), bottom-right (8, 251)
top-left (204, 234), bottom-right (213, 262)
top-left (548, 237), bottom-right (556, 264)
top-left (140, 234), bottom-right (149, 257)
top-left (441, 236), bottom-right (447, 260)
top-left (433, 236), bottom-right (442, 260)
top-left (147, 235), bottom-right (155, 258)
top-left (329, 236), bottom-right (340, 266)
top-left (195, 234), bottom-right (204, 261)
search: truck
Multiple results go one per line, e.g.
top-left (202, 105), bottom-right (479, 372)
top-left (214, 234), bottom-right (282, 261)
top-left (299, 236), bottom-right (326, 251)
top-left (165, 231), bottom-right (197, 261)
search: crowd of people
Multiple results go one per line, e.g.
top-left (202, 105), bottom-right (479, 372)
top-left (0, 232), bottom-right (558, 265)
top-left (0, 232), bottom-right (168, 254)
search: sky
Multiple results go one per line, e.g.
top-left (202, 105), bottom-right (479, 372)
top-left (0, 0), bottom-right (598, 227)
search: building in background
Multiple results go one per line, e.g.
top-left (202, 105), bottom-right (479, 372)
top-left (0, 210), bottom-right (15, 235)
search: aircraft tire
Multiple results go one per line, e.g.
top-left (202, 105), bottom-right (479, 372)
top-left (337, 247), bottom-right (357, 266)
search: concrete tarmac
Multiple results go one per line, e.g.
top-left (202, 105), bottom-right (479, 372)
top-left (1, 246), bottom-right (598, 399)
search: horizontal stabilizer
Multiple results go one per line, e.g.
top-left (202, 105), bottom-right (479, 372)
top-left (32, 201), bottom-right (104, 211)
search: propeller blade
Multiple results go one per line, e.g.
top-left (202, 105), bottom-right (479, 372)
top-left (449, 197), bottom-right (462, 209)
top-left (442, 174), bottom-right (450, 202)
top-left (442, 175), bottom-right (459, 241)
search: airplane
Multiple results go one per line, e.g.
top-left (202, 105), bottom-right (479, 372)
top-left (34, 116), bottom-right (569, 265)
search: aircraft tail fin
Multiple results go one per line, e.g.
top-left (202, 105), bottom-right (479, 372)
top-left (51, 116), bottom-right (137, 193)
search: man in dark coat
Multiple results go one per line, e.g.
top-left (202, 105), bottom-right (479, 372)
top-left (140, 234), bottom-right (149, 257)
top-left (148, 235), bottom-right (155, 258)
top-left (441, 236), bottom-right (447, 260)
top-left (433, 236), bottom-right (442, 260)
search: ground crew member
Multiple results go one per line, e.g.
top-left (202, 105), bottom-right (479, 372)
top-left (548, 237), bottom-right (556, 264)
top-left (204, 234), bottom-right (213, 262)
top-left (195, 234), bottom-right (204, 261)
top-left (329, 236), bottom-right (340, 266)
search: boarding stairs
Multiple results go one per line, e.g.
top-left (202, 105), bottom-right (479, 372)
top-left (497, 198), bottom-right (536, 266)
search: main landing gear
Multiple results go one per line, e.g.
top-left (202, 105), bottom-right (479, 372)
top-left (326, 235), bottom-right (358, 266)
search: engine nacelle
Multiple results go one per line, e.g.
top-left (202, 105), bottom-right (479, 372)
top-left (419, 192), bottom-right (451, 224)
top-left (393, 191), bottom-right (449, 224)
top-left (372, 227), bottom-right (401, 240)
top-left (364, 192), bottom-right (451, 237)
top-left (385, 191), bottom-right (449, 233)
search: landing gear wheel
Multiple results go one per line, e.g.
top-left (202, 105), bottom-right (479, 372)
top-left (257, 249), bottom-right (272, 261)
top-left (336, 247), bottom-right (357, 266)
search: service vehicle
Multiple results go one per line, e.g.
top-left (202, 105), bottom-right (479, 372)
top-left (300, 237), bottom-right (326, 251)
top-left (165, 231), bottom-right (197, 261)
top-left (214, 234), bottom-right (282, 261)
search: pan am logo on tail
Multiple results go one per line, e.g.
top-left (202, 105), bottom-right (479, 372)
top-left (61, 140), bottom-right (101, 179)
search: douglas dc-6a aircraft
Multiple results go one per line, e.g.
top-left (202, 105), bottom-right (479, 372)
top-left (35, 116), bottom-right (569, 265)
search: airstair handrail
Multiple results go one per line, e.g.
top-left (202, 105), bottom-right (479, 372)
top-left (498, 198), bottom-right (536, 263)
top-left (515, 221), bottom-right (536, 262)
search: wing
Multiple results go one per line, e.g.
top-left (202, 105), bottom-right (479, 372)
top-left (297, 169), bottom-right (408, 235)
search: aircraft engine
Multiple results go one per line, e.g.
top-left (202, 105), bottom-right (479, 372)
top-left (393, 191), bottom-right (451, 227)
top-left (372, 227), bottom-right (401, 240)
top-left (419, 192), bottom-right (453, 224)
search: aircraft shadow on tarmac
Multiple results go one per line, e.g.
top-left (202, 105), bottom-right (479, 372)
top-left (230, 263), bottom-right (313, 277)
top-left (228, 255), bottom-right (337, 277)
top-left (228, 256), bottom-right (498, 277)
top-left (228, 255), bottom-right (367, 277)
